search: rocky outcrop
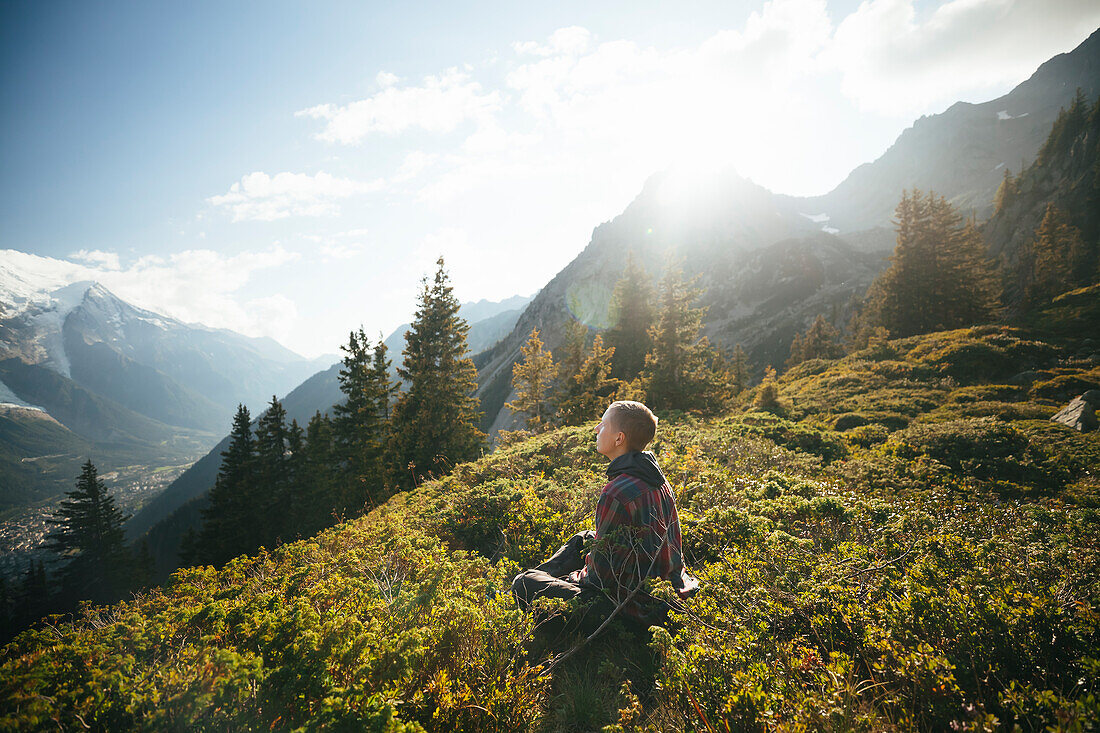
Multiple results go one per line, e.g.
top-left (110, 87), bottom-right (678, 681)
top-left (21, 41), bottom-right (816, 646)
top-left (1050, 390), bottom-right (1100, 431)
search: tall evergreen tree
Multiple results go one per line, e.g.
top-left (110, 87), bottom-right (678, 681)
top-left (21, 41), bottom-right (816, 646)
top-left (506, 328), bottom-right (559, 431)
top-left (993, 167), bottom-right (1018, 215)
top-left (605, 253), bottom-right (656, 380)
top-left (197, 404), bottom-right (255, 565)
top-left (1022, 202), bottom-right (1089, 305)
top-left (865, 189), bottom-right (998, 337)
top-left (301, 411), bottom-right (339, 533)
top-left (390, 257), bottom-right (485, 486)
top-left (729, 344), bottom-right (749, 395)
top-left (640, 262), bottom-right (717, 412)
top-left (45, 461), bottom-right (132, 604)
top-left (558, 319), bottom-right (588, 383)
top-left (253, 396), bottom-right (291, 547)
top-left (334, 329), bottom-right (396, 510)
top-left (1038, 88), bottom-right (1089, 166)
top-left (559, 334), bottom-right (623, 425)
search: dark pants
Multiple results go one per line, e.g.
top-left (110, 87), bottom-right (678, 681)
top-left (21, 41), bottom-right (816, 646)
top-left (511, 530), bottom-right (596, 610)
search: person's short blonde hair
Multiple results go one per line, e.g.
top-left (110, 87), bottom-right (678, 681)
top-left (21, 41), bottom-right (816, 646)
top-left (607, 400), bottom-right (658, 451)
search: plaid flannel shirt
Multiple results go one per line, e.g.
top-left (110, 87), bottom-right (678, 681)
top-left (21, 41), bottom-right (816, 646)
top-left (574, 465), bottom-right (690, 620)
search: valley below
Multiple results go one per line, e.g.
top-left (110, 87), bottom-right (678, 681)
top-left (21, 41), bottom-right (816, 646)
top-left (0, 460), bottom-right (195, 584)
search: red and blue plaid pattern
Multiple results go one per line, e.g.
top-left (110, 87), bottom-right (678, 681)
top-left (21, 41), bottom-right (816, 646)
top-left (574, 472), bottom-right (688, 619)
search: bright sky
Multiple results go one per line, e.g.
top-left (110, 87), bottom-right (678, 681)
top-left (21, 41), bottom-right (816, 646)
top-left (2, 0), bottom-right (1097, 358)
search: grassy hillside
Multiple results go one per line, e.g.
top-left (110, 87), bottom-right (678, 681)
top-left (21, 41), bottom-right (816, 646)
top-left (2, 326), bottom-right (1098, 731)
top-left (0, 407), bottom-right (90, 516)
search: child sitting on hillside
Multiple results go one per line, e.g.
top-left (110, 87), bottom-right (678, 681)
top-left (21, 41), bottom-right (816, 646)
top-left (511, 400), bottom-right (698, 625)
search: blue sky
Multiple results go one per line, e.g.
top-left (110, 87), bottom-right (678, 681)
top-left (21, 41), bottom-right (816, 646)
top-left (2, 0), bottom-right (1098, 357)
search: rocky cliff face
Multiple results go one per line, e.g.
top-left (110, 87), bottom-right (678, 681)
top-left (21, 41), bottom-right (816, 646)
top-left (798, 28), bottom-right (1100, 232)
top-left (982, 94), bottom-right (1100, 299)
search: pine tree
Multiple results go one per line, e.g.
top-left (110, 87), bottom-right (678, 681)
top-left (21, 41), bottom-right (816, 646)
top-left (334, 329), bottom-right (396, 510)
top-left (993, 168), bottom-right (1017, 215)
top-left (506, 328), bottom-right (559, 431)
top-left (729, 344), bottom-right (749, 395)
top-left (558, 319), bottom-right (588, 382)
top-left (197, 404), bottom-right (255, 565)
top-left (940, 217), bottom-right (1000, 325)
top-left (753, 366), bottom-right (780, 413)
top-left (253, 396), bottom-right (291, 547)
top-left (45, 461), bottom-right (132, 604)
top-left (605, 253), bottom-right (656, 380)
top-left (301, 411), bottom-right (339, 533)
top-left (390, 257), bottom-right (485, 487)
top-left (640, 262), bottom-right (716, 412)
top-left (1038, 88), bottom-right (1089, 165)
top-left (559, 334), bottom-right (623, 425)
top-left (284, 418), bottom-right (305, 539)
top-left (1024, 203), bottom-right (1088, 305)
top-left (865, 189), bottom-right (998, 337)
top-left (787, 314), bottom-right (844, 369)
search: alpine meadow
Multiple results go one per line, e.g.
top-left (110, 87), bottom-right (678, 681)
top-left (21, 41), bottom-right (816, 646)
top-left (2, 6), bottom-right (1100, 732)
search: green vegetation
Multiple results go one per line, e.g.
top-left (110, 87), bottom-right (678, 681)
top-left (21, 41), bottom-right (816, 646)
top-left (3, 325), bottom-right (1097, 731)
top-left (391, 257), bottom-right (486, 486)
top-left (862, 189), bottom-right (999, 338)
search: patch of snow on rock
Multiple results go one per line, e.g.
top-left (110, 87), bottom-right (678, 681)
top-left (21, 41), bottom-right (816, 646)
top-left (822, 225), bottom-right (840, 235)
top-left (800, 213), bottom-right (830, 223)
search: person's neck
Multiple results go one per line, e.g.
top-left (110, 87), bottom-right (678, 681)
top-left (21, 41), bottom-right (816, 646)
top-left (604, 446), bottom-right (632, 462)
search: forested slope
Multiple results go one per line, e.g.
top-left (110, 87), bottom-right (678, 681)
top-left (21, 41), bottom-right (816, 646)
top-left (2, 322), bottom-right (1098, 731)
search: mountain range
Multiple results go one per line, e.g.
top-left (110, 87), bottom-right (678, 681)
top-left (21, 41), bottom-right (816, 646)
top-left (0, 254), bottom-right (336, 514)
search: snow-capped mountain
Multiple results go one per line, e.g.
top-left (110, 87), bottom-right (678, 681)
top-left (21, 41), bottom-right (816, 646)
top-left (0, 251), bottom-right (333, 432)
top-left (0, 250), bottom-right (335, 512)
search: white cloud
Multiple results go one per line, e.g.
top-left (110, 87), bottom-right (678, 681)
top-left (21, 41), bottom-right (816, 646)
top-left (303, 229), bottom-right (373, 261)
top-left (513, 26), bottom-right (593, 57)
top-left (376, 70), bottom-right (399, 88)
top-left (296, 69), bottom-right (503, 144)
top-left (207, 171), bottom-right (384, 221)
top-left (393, 151), bottom-right (438, 181)
top-left (68, 249), bottom-right (121, 270)
top-left (824, 0), bottom-right (1100, 114)
top-left (2, 246), bottom-right (302, 344)
top-left (97, 247), bottom-right (300, 333)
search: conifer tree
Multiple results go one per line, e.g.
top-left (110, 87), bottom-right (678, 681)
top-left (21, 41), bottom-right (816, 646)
top-left (559, 334), bottom-right (623, 425)
top-left (865, 189), bottom-right (997, 337)
top-left (1023, 203), bottom-right (1088, 305)
top-left (197, 404), bottom-right (255, 565)
top-left (558, 319), bottom-right (588, 382)
top-left (506, 328), bottom-right (559, 431)
top-left (730, 344), bottom-right (749, 395)
top-left (301, 412), bottom-right (338, 533)
top-left (254, 396), bottom-right (291, 547)
top-left (390, 257), bottom-right (484, 486)
top-left (787, 315), bottom-right (844, 369)
top-left (993, 168), bottom-right (1017, 215)
top-left (284, 418), bottom-right (305, 538)
top-left (605, 253), bottom-right (656, 380)
top-left (334, 329), bottom-right (396, 510)
top-left (753, 366), bottom-right (780, 413)
top-left (45, 461), bottom-right (132, 604)
top-left (640, 263), bottom-right (716, 412)
top-left (1038, 88), bottom-right (1089, 165)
